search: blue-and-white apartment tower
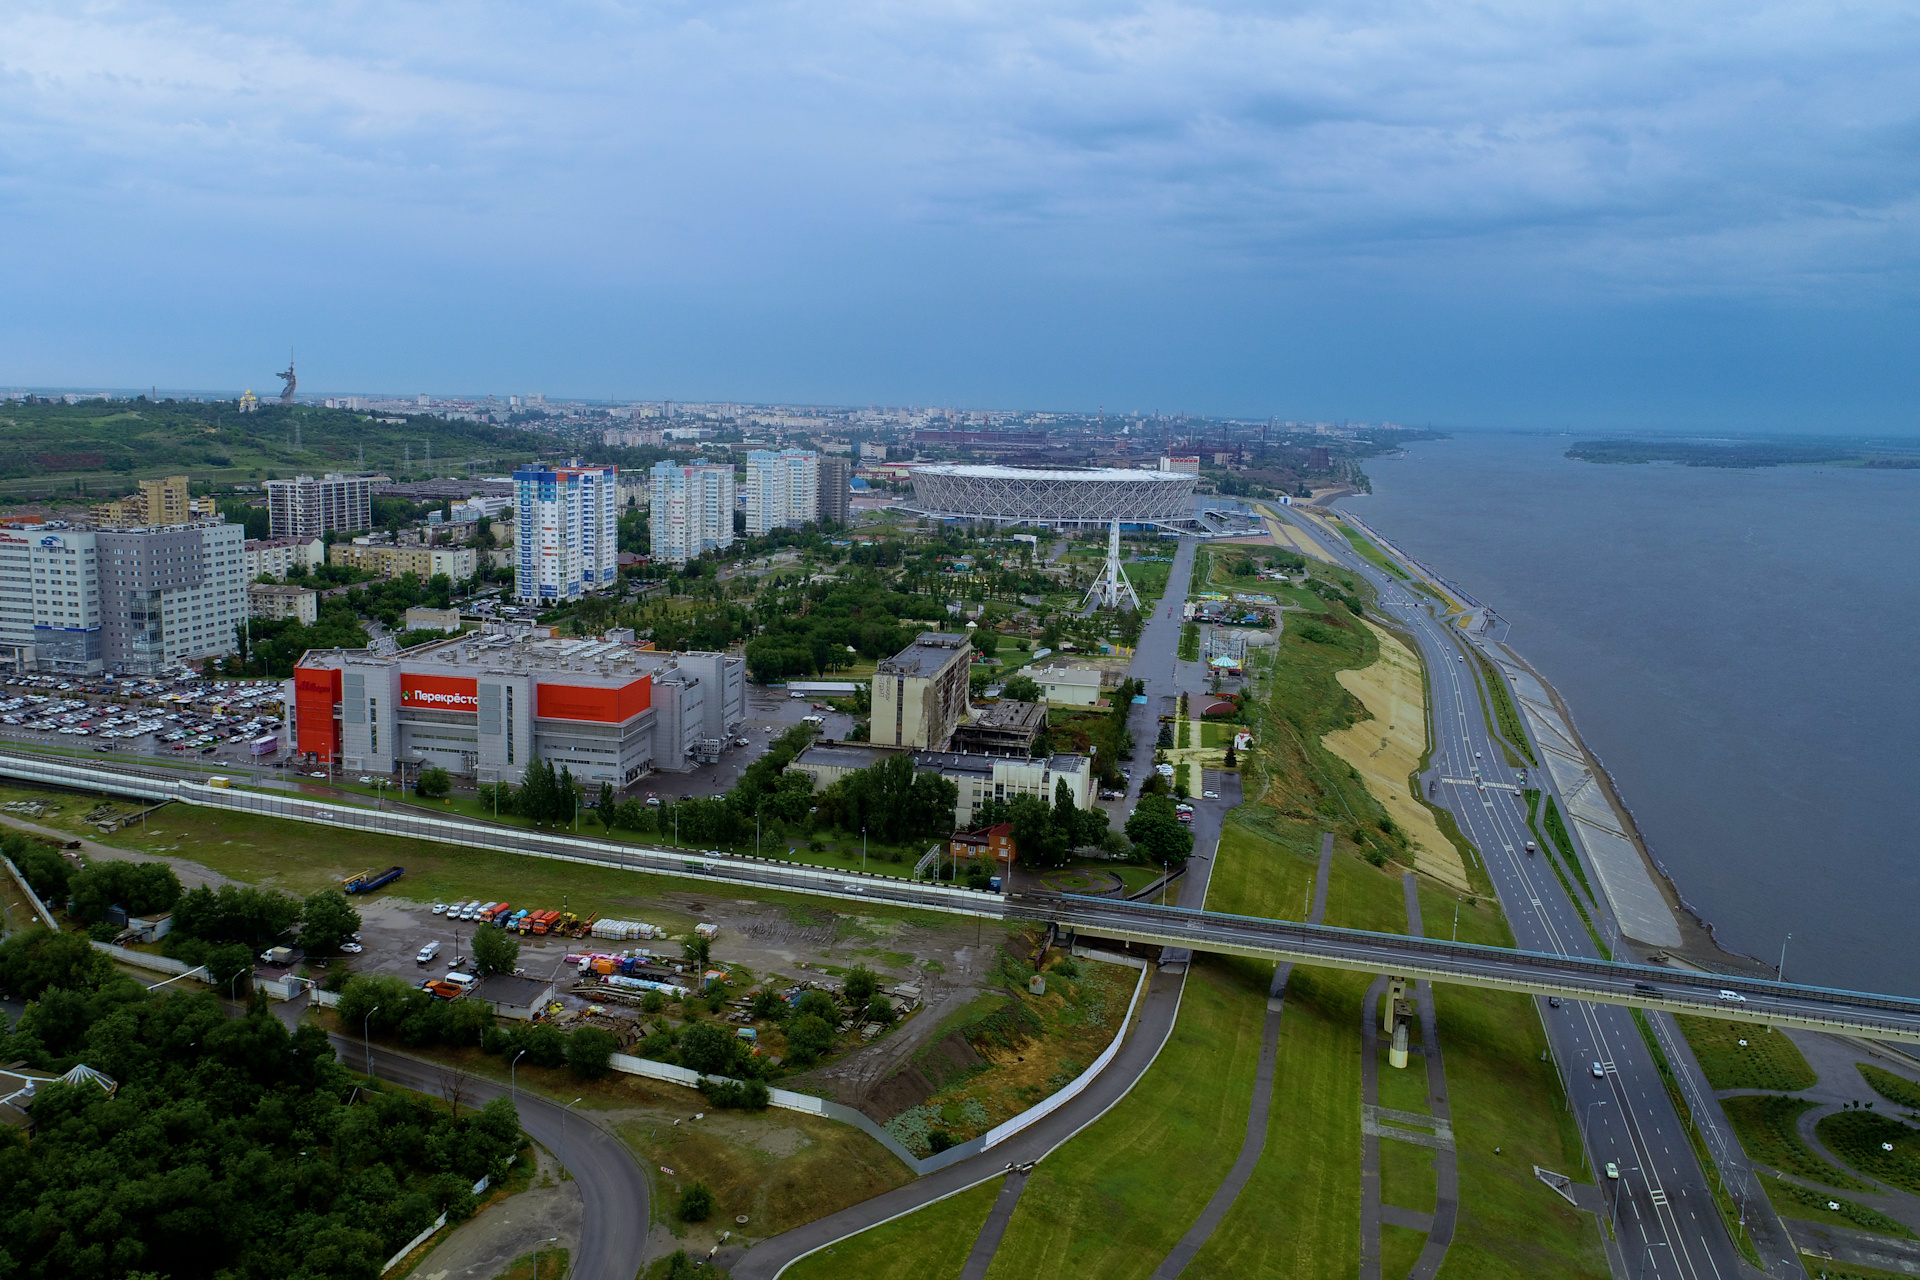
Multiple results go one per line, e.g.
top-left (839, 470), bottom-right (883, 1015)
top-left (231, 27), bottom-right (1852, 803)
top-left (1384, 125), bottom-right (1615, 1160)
top-left (513, 460), bottom-right (619, 603)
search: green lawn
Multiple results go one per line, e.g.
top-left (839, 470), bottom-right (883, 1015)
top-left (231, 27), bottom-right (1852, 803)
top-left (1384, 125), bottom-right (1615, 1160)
top-left (782, 1179), bottom-right (1003, 1280)
top-left (1675, 1016), bottom-right (1816, 1091)
top-left (1178, 623), bottom-right (1200, 662)
top-left (1818, 1112), bottom-right (1920, 1195)
top-left (1760, 1173), bottom-right (1914, 1238)
top-left (1859, 1064), bottom-right (1920, 1111)
top-left (1380, 1135), bottom-right (1437, 1212)
top-left (1382, 1225), bottom-right (1427, 1276)
top-left (1722, 1096), bottom-right (1872, 1189)
top-left (985, 957), bottom-right (1267, 1280)
top-left (1337, 523), bottom-right (1410, 580)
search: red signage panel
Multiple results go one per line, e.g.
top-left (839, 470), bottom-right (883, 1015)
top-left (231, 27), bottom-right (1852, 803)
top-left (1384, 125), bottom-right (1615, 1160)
top-left (294, 667), bottom-right (341, 758)
top-left (400, 673), bottom-right (479, 712)
top-left (536, 675), bottom-right (651, 724)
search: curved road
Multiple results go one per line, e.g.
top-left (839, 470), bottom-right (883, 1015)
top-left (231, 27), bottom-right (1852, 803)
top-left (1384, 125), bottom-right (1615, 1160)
top-left (320, 1023), bottom-right (651, 1280)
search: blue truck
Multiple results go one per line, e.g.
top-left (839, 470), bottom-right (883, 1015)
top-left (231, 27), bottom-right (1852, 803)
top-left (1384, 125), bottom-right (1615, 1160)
top-left (343, 866), bottom-right (404, 894)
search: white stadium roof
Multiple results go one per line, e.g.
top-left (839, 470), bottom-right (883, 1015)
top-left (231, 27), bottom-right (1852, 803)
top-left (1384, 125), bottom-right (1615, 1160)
top-left (910, 464), bottom-right (1189, 483)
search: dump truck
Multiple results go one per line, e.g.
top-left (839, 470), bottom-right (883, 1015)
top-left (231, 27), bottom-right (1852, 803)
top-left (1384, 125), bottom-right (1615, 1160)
top-left (343, 866), bottom-right (404, 894)
top-left (529, 910), bottom-right (562, 935)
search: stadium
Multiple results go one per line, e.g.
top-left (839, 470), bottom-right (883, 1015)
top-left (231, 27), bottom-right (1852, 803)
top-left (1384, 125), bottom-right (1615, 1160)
top-left (906, 464), bottom-right (1197, 530)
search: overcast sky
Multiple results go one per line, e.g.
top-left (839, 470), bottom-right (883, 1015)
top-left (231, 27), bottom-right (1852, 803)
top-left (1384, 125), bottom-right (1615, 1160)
top-left (3, 0), bottom-right (1916, 428)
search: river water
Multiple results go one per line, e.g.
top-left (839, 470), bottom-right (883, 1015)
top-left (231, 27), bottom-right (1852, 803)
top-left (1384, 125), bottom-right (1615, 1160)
top-left (1341, 432), bottom-right (1920, 995)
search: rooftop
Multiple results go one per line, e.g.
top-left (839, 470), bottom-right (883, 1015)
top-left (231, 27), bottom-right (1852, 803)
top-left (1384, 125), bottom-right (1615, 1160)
top-left (876, 631), bottom-right (973, 679)
top-left (912, 464), bottom-right (1192, 483)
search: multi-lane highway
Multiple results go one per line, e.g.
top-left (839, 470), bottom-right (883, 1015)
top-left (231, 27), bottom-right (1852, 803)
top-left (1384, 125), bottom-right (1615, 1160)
top-left (1277, 504), bottom-right (1780, 1280)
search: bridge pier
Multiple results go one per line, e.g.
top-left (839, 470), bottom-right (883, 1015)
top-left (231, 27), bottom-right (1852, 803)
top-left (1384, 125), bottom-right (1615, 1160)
top-left (1383, 976), bottom-right (1413, 1068)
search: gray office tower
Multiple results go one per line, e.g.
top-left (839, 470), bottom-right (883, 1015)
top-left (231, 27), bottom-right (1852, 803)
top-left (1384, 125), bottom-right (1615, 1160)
top-left (817, 456), bottom-right (852, 526)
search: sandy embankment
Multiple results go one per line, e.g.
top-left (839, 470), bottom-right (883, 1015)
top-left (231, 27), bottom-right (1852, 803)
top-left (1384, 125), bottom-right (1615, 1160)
top-left (1261, 513), bottom-right (1339, 564)
top-left (1320, 621), bottom-right (1471, 893)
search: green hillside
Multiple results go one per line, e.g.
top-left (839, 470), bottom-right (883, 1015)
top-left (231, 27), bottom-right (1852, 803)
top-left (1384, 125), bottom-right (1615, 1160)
top-left (0, 398), bottom-right (553, 496)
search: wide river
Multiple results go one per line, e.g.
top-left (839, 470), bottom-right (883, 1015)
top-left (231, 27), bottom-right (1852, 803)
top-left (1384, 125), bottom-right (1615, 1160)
top-left (1340, 431), bottom-right (1920, 995)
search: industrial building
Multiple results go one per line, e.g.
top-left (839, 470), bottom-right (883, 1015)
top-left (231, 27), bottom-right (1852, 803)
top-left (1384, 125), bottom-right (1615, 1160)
top-left (649, 460), bottom-right (736, 564)
top-left (265, 474), bottom-right (372, 539)
top-left (513, 462), bottom-right (619, 604)
top-left (872, 632), bottom-right (974, 750)
top-left (289, 633), bottom-right (746, 783)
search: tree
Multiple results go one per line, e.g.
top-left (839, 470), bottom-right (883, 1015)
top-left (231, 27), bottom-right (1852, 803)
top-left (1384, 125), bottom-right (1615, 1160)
top-left (1126, 794), bottom-right (1194, 864)
top-left (300, 888), bottom-right (362, 954)
top-left (1224, 743), bottom-right (1237, 768)
top-left (67, 860), bottom-right (181, 924)
top-left (1001, 674), bottom-right (1042, 703)
top-left (785, 1013), bottom-right (834, 1064)
top-left (678, 1182), bottom-right (714, 1222)
top-left (795, 990), bottom-right (839, 1023)
top-left (471, 925), bottom-right (520, 978)
top-left (682, 934), bottom-right (713, 972)
top-left (566, 1026), bottom-right (618, 1080)
top-left (415, 767), bottom-right (451, 798)
top-left (1010, 794), bottom-right (1069, 868)
top-left (843, 965), bottom-right (878, 1003)
top-left (866, 994), bottom-right (896, 1025)
top-left (597, 782), bottom-right (616, 829)
top-left (678, 1021), bottom-right (735, 1075)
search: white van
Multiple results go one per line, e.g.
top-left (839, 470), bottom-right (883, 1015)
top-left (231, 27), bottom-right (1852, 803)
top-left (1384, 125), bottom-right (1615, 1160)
top-left (416, 941), bottom-right (442, 966)
top-left (443, 971), bottom-right (476, 988)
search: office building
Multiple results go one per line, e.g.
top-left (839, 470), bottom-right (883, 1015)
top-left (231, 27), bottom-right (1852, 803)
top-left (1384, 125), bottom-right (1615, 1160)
top-left (290, 632), bottom-right (745, 778)
top-left (328, 543), bottom-right (478, 580)
top-left (247, 583), bottom-right (318, 625)
top-left (244, 536), bottom-right (325, 581)
top-left (816, 456), bottom-right (852, 526)
top-left (743, 449), bottom-right (819, 535)
top-left (266, 474), bottom-right (372, 539)
top-left (1158, 456), bottom-right (1201, 476)
top-left (649, 461), bottom-right (735, 564)
top-left (0, 529), bottom-right (103, 675)
top-left (513, 463), bottom-right (618, 604)
top-left (871, 632), bottom-right (973, 751)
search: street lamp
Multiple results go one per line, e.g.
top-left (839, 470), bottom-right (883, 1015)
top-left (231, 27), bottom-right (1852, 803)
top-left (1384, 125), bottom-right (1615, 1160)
top-left (1581, 1099), bottom-right (1607, 1170)
top-left (862, 826), bottom-right (867, 874)
top-left (363, 1005), bottom-right (381, 1077)
top-left (563, 1096), bottom-right (583, 1146)
top-left (511, 1049), bottom-right (527, 1103)
top-left (1778, 932), bottom-right (1792, 982)
top-left (1639, 1242), bottom-right (1669, 1279)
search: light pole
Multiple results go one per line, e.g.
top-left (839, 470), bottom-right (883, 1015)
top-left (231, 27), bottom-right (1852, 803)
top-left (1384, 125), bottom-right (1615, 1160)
top-left (363, 1005), bottom-right (381, 1077)
top-left (862, 825), bottom-right (867, 874)
top-left (511, 1049), bottom-right (527, 1103)
top-left (1639, 1241), bottom-right (1669, 1279)
top-left (1581, 1099), bottom-right (1607, 1170)
top-left (1778, 932), bottom-right (1792, 981)
top-left (563, 1096), bottom-right (583, 1147)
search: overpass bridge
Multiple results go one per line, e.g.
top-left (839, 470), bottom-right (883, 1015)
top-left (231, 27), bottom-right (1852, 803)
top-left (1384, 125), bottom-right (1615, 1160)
top-left (5, 749), bottom-right (1915, 1043)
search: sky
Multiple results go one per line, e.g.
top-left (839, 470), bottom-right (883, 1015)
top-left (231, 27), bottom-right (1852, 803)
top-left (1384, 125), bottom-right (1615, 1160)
top-left (2, 0), bottom-right (1918, 429)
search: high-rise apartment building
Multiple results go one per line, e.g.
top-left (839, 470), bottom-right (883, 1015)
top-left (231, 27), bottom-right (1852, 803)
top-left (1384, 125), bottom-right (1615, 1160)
top-left (743, 449), bottom-right (819, 535)
top-left (816, 456), bottom-right (852, 526)
top-left (89, 476), bottom-right (215, 530)
top-left (871, 632), bottom-right (973, 751)
top-left (649, 461), bottom-right (735, 564)
top-left (0, 523), bottom-right (248, 675)
top-left (512, 462), bottom-right (618, 604)
top-left (266, 473), bottom-right (372, 538)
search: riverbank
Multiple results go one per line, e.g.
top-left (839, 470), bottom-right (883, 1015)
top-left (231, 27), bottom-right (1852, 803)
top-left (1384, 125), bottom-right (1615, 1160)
top-left (1326, 502), bottom-right (1773, 978)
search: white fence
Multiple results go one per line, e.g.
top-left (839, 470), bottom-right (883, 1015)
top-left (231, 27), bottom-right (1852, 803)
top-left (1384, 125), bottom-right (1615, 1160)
top-left (380, 1174), bottom-right (490, 1274)
top-left (1, 855), bottom-right (60, 933)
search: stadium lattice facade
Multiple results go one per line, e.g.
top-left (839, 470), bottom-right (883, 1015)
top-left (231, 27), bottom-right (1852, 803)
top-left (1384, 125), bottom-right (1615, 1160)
top-left (907, 465), bottom-right (1196, 528)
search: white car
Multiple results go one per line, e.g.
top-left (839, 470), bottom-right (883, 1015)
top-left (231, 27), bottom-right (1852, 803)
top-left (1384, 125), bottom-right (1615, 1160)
top-left (1591, 1062), bottom-right (1605, 1078)
top-left (359, 775), bottom-right (374, 784)
top-left (340, 942), bottom-right (363, 954)
top-left (1202, 790), bottom-right (1219, 799)
top-left (309, 770), bottom-right (328, 778)
top-left (431, 902), bottom-right (448, 915)
top-left (1717, 989), bottom-right (1747, 1003)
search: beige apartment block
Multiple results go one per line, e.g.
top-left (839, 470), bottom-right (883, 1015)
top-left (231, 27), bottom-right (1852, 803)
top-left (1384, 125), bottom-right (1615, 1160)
top-left (247, 583), bottom-right (318, 625)
top-left (872, 632), bottom-right (973, 750)
top-left (328, 543), bottom-right (478, 580)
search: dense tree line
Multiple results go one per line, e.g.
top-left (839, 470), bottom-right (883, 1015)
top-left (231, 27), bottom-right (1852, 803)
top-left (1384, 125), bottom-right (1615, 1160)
top-left (226, 571), bottom-right (475, 678)
top-left (0, 927), bottom-right (523, 1280)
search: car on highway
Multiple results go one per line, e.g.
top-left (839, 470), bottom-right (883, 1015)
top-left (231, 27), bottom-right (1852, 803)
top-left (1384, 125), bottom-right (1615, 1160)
top-left (1548, 996), bottom-right (1562, 1008)
top-left (1718, 989), bottom-right (1747, 1003)
top-left (1605, 1162), bottom-right (1619, 1180)
top-left (309, 770), bottom-right (328, 778)
top-left (1591, 1061), bottom-right (1605, 1078)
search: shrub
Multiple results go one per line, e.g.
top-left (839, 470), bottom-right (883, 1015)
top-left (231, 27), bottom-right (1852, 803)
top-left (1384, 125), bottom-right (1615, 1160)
top-left (566, 1027), bottom-right (618, 1080)
top-left (843, 965), bottom-right (878, 1002)
top-left (796, 990), bottom-right (839, 1023)
top-left (678, 1182), bottom-right (714, 1223)
top-left (785, 1014), bottom-right (834, 1064)
top-left (678, 1021), bottom-right (736, 1075)
top-left (866, 995), bottom-right (896, 1026)
top-left (928, 1130), bottom-right (954, 1153)
top-left (700, 1078), bottom-right (771, 1110)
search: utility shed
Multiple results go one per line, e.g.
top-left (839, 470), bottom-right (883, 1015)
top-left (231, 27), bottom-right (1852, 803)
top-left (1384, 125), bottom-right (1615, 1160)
top-left (471, 973), bottom-right (558, 1021)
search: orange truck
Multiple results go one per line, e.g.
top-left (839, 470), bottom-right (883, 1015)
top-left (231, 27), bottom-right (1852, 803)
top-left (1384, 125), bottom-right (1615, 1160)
top-left (529, 910), bottom-right (562, 935)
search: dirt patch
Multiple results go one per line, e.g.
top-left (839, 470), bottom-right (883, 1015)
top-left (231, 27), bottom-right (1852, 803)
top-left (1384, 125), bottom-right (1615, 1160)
top-left (1321, 621), bottom-right (1469, 892)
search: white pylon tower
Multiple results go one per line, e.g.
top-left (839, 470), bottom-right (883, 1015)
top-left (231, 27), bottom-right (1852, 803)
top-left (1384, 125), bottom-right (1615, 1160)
top-left (1083, 519), bottom-right (1142, 612)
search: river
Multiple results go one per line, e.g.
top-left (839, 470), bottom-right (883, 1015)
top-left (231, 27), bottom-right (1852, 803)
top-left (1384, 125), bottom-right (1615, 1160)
top-left (1340, 431), bottom-right (1920, 995)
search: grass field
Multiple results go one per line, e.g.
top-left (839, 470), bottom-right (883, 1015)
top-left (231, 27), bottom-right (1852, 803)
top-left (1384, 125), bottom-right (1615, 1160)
top-left (1818, 1111), bottom-right (1920, 1195)
top-left (1380, 1133), bottom-right (1438, 1211)
top-left (1468, 647), bottom-right (1537, 767)
top-left (782, 1179), bottom-right (1003, 1280)
top-left (1179, 623), bottom-right (1200, 662)
top-left (1722, 1096), bottom-right (1872, 1189)
top-left (492, 1249), bottom-right (569, 1280)
top-left (1674, 1016), bottom-right (1817, 1091)
top-left (1859, 1064), bottom-right (1920, 1111)
top-left (1760, 1173), bottom-right (1914, 1237)
top-left (0, 781), bottom-right (969, 939)
top-left (985, 957), bottom-right (1267, 1280)
top-left (1337, 523), bottom-right (1411, 580)
top-left (1382, 1225), bottom-right (1427, 1275)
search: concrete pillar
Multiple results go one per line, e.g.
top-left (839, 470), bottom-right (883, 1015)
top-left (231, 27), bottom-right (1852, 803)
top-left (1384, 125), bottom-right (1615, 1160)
top-left (1384, 976), bottom-right (1408, 1032)
top-left (1389, 1018), bottom-right (1410, 1070)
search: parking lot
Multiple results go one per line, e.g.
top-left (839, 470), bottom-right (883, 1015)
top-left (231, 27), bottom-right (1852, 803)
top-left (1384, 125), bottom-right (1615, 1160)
top-left (0, 673), bottom-right (288, 770)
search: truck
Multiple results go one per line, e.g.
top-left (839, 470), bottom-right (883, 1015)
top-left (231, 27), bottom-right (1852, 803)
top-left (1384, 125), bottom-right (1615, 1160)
top-left (249, 734), bottom-right (280, 756)
top-left (529, 910), bottom-right (561, 935)
top-left (343, 866), bottom-right (404, 894)
top-left (207, 776), bottom-right (231, 789)
top-left (487, 902), bottom-right (512, 926)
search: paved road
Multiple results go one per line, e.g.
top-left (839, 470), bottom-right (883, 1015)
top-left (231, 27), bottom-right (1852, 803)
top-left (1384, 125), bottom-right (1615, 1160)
top-left (1281, 505), bottom-right (1785, 1280)
top-left (733, 537), bottom-right (1229, 1279)
top-left (320, 1027), bottom-right (652, 1280)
